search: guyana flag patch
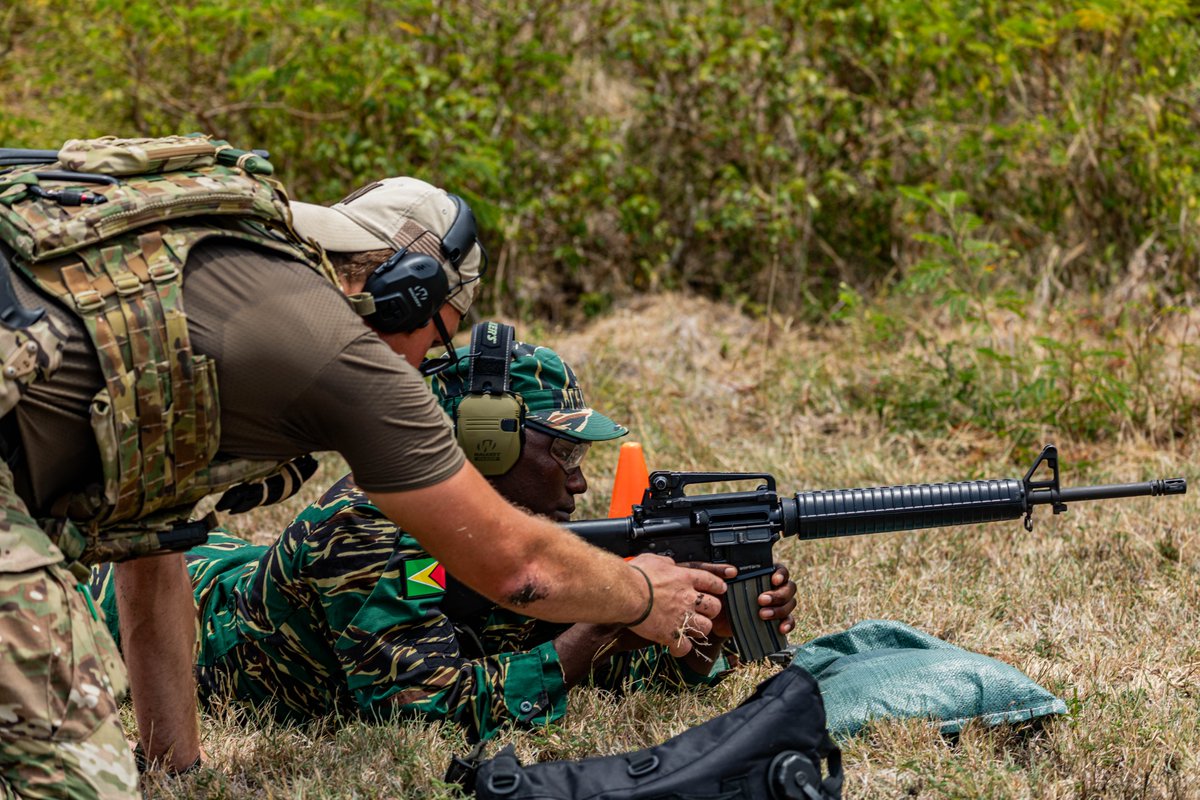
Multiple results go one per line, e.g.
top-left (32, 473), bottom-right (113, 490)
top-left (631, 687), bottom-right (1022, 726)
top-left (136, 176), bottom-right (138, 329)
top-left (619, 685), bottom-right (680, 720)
top-left (404, 557), bottom-right (446, 598)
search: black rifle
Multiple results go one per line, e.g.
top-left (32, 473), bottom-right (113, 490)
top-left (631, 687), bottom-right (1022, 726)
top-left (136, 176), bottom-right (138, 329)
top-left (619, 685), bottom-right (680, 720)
top-left (0, 148), bottom-right (58, 167)
top-left (566, 444), bottom-right (1187, 661)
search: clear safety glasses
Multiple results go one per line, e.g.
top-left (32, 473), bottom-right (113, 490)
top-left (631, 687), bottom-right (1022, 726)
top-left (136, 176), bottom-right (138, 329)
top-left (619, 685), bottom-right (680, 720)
top-left (548, 435), bottom-right (590, 473)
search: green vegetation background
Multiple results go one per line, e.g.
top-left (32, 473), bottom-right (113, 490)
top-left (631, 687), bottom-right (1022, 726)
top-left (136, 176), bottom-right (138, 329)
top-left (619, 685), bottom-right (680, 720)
top-left (3, 0), bottom-right (1197, 448)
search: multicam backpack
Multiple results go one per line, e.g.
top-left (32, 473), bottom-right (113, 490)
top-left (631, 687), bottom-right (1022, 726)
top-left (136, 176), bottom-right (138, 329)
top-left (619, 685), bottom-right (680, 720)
top-left (0, 134), bottom-right (333, 564)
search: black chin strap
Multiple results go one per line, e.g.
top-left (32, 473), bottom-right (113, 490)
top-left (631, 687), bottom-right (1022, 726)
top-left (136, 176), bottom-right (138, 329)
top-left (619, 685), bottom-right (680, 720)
top-left (418, 307), bottom-right (461, 377)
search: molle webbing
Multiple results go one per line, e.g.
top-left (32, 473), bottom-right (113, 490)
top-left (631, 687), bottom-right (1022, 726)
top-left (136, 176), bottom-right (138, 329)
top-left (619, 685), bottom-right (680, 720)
top-left (0, 149), bottom-right (331, 539)
top-left (41, 220), bottom-right (317, 527)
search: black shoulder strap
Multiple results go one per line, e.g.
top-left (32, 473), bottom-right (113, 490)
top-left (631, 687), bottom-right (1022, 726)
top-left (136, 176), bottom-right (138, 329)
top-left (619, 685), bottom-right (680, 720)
top-left (818, 733), bottom-right (844, 799)
top-left (444, 740), bottom-right (500, 794)
top-left (467, 321), bottom-right (515, 395)
top-left (0, 149), bottom-right (58, 167)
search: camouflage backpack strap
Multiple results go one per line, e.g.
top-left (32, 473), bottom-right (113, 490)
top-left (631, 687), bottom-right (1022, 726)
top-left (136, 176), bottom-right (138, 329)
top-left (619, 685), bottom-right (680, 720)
top-left (0, 135), bottom-right (330, 560)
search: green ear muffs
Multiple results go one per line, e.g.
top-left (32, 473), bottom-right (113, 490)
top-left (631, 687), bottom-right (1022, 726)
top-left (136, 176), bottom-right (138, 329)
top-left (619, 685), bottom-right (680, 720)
top-left (457, 392), bottom-right (523, 476)
top-left (455, 321), bottom-right (524, 476)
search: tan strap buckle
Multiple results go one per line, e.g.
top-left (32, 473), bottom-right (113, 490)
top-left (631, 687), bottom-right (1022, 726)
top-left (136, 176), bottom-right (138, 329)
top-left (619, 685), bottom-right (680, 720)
top-left (113, 271), bottom-right (142, 296)
top-left (148, 262), bottom-right (180, 283)
top-left (73, 289), bottom-right (104, 314)
top-left (347, 292), bottom-right (376, 317)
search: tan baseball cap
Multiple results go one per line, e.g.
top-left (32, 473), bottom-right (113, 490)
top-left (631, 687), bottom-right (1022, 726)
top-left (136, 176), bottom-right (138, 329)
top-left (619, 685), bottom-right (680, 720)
top-left (289, 176), bottom-right (484, 314)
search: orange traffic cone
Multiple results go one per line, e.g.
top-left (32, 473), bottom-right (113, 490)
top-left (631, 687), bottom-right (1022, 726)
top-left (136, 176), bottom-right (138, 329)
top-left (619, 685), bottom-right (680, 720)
top-left (608, 442), bottom-right (650, 518)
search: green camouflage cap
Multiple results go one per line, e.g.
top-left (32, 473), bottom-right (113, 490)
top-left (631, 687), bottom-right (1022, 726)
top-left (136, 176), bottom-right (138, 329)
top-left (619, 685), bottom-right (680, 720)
top-left (434, 341), bottom-right (628, 442)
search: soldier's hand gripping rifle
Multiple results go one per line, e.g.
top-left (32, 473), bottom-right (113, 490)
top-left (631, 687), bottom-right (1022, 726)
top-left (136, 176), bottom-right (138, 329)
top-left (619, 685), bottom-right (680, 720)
top-left (566, 444), bottom-right (1187, 662)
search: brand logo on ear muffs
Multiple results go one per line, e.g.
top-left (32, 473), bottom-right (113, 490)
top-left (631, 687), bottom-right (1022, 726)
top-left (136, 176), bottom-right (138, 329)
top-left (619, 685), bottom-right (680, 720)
top-left (408, 286), bottom-right (430, 307)
top-left (474, 438), bottom-right (501, 462)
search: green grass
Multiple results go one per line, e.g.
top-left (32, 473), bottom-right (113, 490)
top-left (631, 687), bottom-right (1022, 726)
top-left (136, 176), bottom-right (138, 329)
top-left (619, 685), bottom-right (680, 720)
top-left (138, 292), bottom-right (1199, 799)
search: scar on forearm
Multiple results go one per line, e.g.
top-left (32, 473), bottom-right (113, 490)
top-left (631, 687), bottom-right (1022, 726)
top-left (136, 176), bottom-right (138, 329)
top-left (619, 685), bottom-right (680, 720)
top-left (506, 581), bottom-right (548, 607)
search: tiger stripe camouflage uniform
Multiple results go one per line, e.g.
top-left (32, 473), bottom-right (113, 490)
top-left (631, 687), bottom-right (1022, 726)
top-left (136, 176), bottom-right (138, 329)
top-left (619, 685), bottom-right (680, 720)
top-left (93, 476), bottom-right (725, 742)
top-left (0, 463), bottom-right (137, 799)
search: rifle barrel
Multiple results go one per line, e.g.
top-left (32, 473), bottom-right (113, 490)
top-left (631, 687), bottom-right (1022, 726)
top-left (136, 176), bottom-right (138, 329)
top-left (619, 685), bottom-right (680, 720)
top-left (0, 149), bottom-right (58, 167)
top-left (787, 475), bottom-right (1186, 541)
top-left (1042, 478), bottom-right (1186, 503)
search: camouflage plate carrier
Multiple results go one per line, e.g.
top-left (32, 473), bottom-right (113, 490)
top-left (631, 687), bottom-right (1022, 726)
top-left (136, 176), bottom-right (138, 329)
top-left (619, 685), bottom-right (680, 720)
top-left (0, 134), bottom-right (334, 565)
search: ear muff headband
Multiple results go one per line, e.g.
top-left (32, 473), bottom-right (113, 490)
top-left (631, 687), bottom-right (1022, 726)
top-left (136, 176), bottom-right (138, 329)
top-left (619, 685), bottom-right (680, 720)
top-left (361, 194), bottom-right (478, 334)
top-left (439, 195), bottom-right (477, 270)
top-left (455, 321), bottom-right (523, 476)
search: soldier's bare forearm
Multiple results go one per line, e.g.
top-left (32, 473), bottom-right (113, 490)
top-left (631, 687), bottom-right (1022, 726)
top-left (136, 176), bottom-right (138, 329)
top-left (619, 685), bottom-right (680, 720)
top-left (369, 465), bottom-right (727, 656)
top-left (369, 465), bottom-right (657, 624)
top-left (552, 623), bottom-right (625, 687)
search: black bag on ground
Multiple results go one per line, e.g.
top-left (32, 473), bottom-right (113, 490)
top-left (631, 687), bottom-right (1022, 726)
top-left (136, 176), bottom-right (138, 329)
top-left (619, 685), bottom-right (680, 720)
top-left (453, 663), bottom-right (843, 800)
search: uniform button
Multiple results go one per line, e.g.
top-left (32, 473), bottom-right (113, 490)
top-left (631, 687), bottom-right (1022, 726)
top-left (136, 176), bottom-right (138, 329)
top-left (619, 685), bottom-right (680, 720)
top-left (519, 701), bottom-right (533, 714)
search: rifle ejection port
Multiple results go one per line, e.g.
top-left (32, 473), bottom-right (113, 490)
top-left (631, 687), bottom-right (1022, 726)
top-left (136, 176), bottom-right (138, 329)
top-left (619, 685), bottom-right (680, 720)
top-left (711, 531), bottom-right (738, 546)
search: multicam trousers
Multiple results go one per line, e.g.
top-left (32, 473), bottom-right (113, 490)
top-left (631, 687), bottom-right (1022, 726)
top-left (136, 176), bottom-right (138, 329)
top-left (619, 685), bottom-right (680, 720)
top-left (0, 463), bottom-right (137, 800)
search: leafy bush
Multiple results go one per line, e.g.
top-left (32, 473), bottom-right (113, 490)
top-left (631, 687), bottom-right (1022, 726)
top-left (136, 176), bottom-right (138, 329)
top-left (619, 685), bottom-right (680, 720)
top-left (2, 0), bottom-right (1197, 321)
top-left (823, 185), bottom-right (1199, 445)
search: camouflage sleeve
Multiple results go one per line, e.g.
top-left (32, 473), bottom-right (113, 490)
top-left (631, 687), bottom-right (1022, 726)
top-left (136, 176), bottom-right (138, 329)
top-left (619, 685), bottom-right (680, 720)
top-left (87, 527), bottom-right (261, 652)
top-left (88, 563), bottom-right (120, 646)
top-left (470, 607), bottom-right (727, 697)
top-left (298, 494), bottom-right (568, 742)
top-left (586, 645), bottom-right (730, 694)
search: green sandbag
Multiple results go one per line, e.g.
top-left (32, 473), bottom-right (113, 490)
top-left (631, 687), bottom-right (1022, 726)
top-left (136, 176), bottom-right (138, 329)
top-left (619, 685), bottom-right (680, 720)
top-left (786, 619), bottom-right (1067, 737)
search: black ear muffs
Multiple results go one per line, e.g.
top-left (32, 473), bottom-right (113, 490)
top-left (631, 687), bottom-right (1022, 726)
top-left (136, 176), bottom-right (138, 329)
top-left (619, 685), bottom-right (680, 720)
top-left (454, 321), bottom-right (523, 476)
top-left (361, 253), bottom-right (449, 334)
top-left (360, 194), bottom-right (477, 334)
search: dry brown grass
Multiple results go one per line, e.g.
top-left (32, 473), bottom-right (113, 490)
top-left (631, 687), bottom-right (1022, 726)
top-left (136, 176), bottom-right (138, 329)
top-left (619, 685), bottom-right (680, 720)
top-left (140, 293), bottom-right (1199, 799)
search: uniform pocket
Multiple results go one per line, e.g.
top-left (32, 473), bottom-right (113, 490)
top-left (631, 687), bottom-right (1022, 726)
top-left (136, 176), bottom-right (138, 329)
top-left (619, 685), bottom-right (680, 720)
top-left (192, 354), bottom-right (220, 467)
top-left (0, 566), bottom-right (127, 744)
top-left (86, 369), bottom-right (142, 523)
top-left (50, 564), bottom-right (124, 743)
top-left (0, 569), bottom-right (72, 741)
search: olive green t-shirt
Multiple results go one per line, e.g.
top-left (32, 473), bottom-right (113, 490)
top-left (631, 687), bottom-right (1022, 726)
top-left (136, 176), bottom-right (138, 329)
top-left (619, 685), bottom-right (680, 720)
top-left (11, 241), bottom-right (463, 514)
